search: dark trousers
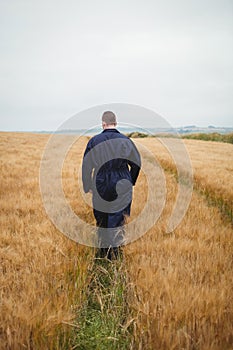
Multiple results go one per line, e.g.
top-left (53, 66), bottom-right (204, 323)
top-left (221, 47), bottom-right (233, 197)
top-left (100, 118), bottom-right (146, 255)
top-left (93, 206), bottom-right (130, 260)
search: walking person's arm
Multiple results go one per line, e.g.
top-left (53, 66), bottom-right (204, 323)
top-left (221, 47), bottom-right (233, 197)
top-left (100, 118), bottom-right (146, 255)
top-left (128, 140), bottom-right (141, 186)
top-left (82, 139), bottom-right (94, 193)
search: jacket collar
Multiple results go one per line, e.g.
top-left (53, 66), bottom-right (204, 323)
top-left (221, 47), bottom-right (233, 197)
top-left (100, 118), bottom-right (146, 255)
top-left (102, 128), bottom-right (120, 133)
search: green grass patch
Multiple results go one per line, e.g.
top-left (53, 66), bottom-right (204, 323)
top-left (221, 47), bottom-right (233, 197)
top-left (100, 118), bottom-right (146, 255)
top-left (71, 256), bottom-right (133, 350)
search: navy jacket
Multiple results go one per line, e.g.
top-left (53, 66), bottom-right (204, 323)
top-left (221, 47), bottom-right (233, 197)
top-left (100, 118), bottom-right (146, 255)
top-left (82, 129), bottom-right (141, 202)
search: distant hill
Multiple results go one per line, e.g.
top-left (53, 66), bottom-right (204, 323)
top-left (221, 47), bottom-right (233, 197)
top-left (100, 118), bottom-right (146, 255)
top-left (176, 125), bottom-right (233, 135)
top-left (35, 125), bottom-right (233, 136)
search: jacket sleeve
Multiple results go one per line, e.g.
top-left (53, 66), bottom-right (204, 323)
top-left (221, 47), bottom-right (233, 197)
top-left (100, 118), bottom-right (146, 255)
top-left (82, 139), bottom-right (94, 193)
top-left (128, 139), bottom-right (141, 186)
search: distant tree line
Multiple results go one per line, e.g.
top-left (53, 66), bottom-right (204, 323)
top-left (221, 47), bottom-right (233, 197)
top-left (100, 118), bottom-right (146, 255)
top-left (126, 131), bottom-right (233, 144)
top-left (126, 132), bottom-right (149, 138)
top-left (181, 132), bottom-right (233, 144)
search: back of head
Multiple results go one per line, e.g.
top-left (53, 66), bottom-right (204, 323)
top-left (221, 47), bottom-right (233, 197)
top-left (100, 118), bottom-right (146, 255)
top-left (102, 111), bottom-right (117, 125)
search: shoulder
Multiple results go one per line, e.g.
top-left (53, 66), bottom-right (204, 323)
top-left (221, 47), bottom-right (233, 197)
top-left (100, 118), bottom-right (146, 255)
top-left (118, 132), bottom-right (129, 139)
top-left (88, 130), bottom-right (131, 144)
top-left (112, 130), bottom-right (130, 140)
top-left (86, 132), bottom-right (106, 149)
top-left (90, 132), bottom-right (105, 142)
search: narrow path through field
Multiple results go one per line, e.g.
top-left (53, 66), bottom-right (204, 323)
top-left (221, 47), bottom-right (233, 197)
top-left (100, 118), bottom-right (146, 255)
top-left (71, 257), bottom-right (133, 350)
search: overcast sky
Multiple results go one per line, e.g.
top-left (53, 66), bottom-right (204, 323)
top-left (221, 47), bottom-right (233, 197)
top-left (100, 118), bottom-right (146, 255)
top-left (0, 0), bottom-right (232, 131)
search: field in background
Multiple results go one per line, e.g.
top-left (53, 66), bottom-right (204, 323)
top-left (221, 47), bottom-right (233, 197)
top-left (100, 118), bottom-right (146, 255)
top-left (0, 132), bottom-right (232, 349)
top-left (139, 138), bottom-right (233, 220)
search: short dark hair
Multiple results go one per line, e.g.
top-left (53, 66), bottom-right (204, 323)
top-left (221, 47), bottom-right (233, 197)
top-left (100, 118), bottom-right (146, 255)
top-left (102, 111), bottom-right (117, 125)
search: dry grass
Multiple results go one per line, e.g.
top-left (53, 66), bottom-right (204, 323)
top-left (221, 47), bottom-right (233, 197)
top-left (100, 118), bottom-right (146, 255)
top-left (140, 138), bottom-right (233, 217)
top-left (0, 132), bottom-right (93, 349)
top-left (124, 137), bottom-right (233, 349)
top-left (0, 132), bottom-right (232, 349)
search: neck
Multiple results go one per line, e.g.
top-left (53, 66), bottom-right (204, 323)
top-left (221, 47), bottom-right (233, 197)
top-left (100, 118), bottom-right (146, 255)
top-left (103, 124), bottom-right (116, 130)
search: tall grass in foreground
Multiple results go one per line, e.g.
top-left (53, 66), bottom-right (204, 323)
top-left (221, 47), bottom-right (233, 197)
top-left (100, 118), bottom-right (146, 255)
top-left (72, 257), bottom-right (133, 350)
top-left (0, 133), bottom-right (93, 349)
top-left (123, 138), bottom-right (233, 349)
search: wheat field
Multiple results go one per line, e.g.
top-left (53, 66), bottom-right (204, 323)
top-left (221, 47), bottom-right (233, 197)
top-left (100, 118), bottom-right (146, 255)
top-left (124, 137), bottom-right (233, 349)
top-left (0, 133), bottom-right (94, 349)
top-left (0, 132), bottom-right (232, 349)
